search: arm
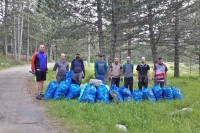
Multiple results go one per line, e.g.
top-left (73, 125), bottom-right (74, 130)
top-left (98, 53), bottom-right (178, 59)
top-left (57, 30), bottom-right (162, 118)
top-left (81, 60), bottom-right (85, 75)
top-left (147, 65), bottom-right (150, 81)
top-left (66, 63), bottom-right (69, 71)
top-left (46, 55), bottom-right (48, 71)
top-left (94, 61), bottom-right (98, 77)
top-left (53, 62), bottom-right (57, 71)
top-left (31, 53), bottom-right (37, 72)
top-left (105, 62), bottom-right (108, 77)
top-left (165, 66), bottom-right (168, 81)
top-left (70, 60), bottom-right (74, 71)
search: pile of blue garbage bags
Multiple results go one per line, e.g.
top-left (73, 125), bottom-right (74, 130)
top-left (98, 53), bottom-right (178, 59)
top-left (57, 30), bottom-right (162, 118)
top-left (44, 71), bottom-right (183, 103)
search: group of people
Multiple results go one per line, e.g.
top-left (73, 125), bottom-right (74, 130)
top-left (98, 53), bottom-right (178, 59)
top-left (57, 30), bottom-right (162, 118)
top-left (31, 44), bottom-right (168, 100)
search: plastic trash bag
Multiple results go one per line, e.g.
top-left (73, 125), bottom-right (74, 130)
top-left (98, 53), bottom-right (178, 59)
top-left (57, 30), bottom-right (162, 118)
top-left (142, 88), bottom-right (156, 102)
top-left (79, 84), bottom-right (97, 103)
top-left (171, 87), bottom-right (183, 100)
top-left (142, 88), bottom-right (149, 99)
top-left (44, 81), bottom-right (58, 100)
top-left (66, 84), bottom-right (81, 100)
top-left (66, 70), bottom-right (73, 79)
top-left (132, 90), bottom-right (143, 102)
top-left (54, 80), bottom-right (71, 100)
top-left (119, 86), bottom-right (132, 101)
top-left (152, 86), bottom-right (163, 100)
top-left (109, 85), bottom-right (123, 103)
top-left (162, 87), bottom-right (173, 100)
top-left (96, 84), bottom-right (109, 104)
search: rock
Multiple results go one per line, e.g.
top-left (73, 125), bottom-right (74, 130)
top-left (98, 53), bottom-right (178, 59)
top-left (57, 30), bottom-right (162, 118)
top-left (181, 108), bottom-right (192, 111)
top-left (115, 124), bottom-right (128, 132)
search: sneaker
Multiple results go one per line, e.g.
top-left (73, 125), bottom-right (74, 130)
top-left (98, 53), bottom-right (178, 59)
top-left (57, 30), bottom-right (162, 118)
top-left (40, 93), bottom-right (44, 97)
top-left (36, 94), bottom-right (42, 100)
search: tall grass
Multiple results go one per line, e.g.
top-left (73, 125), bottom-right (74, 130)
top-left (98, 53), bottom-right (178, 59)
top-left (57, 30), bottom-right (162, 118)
top-left (0, 55), bottom-right (25, 70)
top-left (43, 65), bottom-right (200, 133)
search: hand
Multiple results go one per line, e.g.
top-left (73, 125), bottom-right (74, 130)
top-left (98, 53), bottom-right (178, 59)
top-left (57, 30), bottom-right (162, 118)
top-left (109, 78), bottom-right (111, 82)
top-left (120, 77), bottom-right (123, 82)
top-left (82, 74), bottom-right (85, 79)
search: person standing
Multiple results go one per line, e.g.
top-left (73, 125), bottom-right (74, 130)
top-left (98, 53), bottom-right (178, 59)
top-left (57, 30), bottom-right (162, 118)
top-left (31, 44), bottom-right (48, 100)
top-left (136, 57), bottom-right (150, 90)
top-left (53, 53), bottom-right (69, 83)
top-left (94, 54), bottom-right (108, 82)
top-left (153, 57), bottom-right (168, 88)
top-left (71, 53), bottom-right (85, 85)
top-left (123, 56), bottom-right (134, 92)
top-left (109, 57), bottom-right (123, 87)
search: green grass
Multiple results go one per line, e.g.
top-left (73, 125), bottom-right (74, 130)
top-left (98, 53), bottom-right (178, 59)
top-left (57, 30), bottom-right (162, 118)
top-left (0, 55), bottom-right (25, 70)
top-left (43, 65), bottom-right (200, 133)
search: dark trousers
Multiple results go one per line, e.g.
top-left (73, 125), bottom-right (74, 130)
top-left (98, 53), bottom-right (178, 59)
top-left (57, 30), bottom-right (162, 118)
top-left (111, 77), bottom-right (120, 87)
top-left (124, 77), bottom-right (133, 92)
top-left (138, 76), bottom-right (148, 90)
top-left (56, 75), bottom-right (66, 83)
top-left (154, 80), bottom-right (165, 88)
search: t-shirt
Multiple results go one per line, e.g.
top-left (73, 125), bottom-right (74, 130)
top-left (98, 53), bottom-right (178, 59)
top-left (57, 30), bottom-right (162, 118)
top-left (95, 60), bottom-right (108, 76)
top-left (154, 63), bottom-right (168, 81)
top-left (53, 60), bottom-right (69, 76)
top-left (136, 64), bottom-right (150, 76)
top-left (123, 63), bottom-right (133, 78)
top-left (110, 64), bottom-right (122, 78)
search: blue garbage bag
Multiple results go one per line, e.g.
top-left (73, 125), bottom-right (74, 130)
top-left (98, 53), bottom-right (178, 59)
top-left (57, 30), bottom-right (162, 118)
top-left (66, 84), bottom-right (81, 100)
top-left (171, 87), bottom-right (183, 100)
top-left (132, 90), bottom-right (143, 102)
top-left (66, 70), bottom-right (73, 79)
top-left (96, 84), bottom-right (109, 104)
top-left (44, 81), bottom-right (58, 100)
top-left (152, 86), bottom-right (163, 100)
top-left (54, 80), bottom-right (71, 100)
top-left (109, 85), bottom-right (123, 103)
top-left (119, 86), bottom-right (132, 101)
top-left (142, 88), bottom-right (149, 99)
top-left (162, 87), bottom-right (173, 100)
top-left (79, 84), bottom-right (97, 103)
top-left (142, 88), bottom-right (156, 102)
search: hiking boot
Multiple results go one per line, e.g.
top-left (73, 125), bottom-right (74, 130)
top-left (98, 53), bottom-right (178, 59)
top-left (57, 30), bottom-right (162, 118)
top-left (36, 94), bottom-right (42, 100)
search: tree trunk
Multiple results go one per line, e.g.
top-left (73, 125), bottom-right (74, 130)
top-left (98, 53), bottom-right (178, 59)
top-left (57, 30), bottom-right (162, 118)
top-left (17, 11), bottom-right (21, 61)
top-left (174, 4), bottom-right (180, 78)
top-left (3, 0), bottom-right (8, 58)
top-left (199, 47), bottom-right (200, 76)
top-left (96, 0), bottom-right (105, 56)
top-left (35, 39), bottom-right (38, 53)
top-left (127, 39), bottom-right (131, 56)
top-left (87, 34), bottom-right (91, 67)
top-left (127, 0), bottom-right (132, 57)
top-left (110, 0), bottom-right (117, 68)
top-left (26, 13), bottom-right (30, 61)
top-left (147, 1), bottom-right (158, 64)
top-left (13, 10), bottom-right (17, 61)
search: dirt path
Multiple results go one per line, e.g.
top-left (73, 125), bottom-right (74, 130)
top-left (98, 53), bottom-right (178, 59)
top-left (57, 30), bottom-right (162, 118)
top-left (0, 64), bottom-right (60, 133)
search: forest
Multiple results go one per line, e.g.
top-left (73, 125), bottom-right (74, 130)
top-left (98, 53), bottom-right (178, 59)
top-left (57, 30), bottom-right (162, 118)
top-left (0, 0), bottom-right (200, 77)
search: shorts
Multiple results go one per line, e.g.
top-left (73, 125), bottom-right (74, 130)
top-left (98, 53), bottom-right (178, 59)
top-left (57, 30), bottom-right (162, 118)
top-left (35, 70), bottom-right (46, 81)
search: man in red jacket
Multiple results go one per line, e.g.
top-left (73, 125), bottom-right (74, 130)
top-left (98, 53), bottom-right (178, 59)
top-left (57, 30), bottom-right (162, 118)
top-left (31, 44), bottom-right (48, 100)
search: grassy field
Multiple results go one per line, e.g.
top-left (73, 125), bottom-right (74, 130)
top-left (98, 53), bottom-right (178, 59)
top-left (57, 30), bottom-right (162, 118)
top-left (0, 55), bottom-right (25, 70)
top-left (42, 64), bottom-right (200, 133)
